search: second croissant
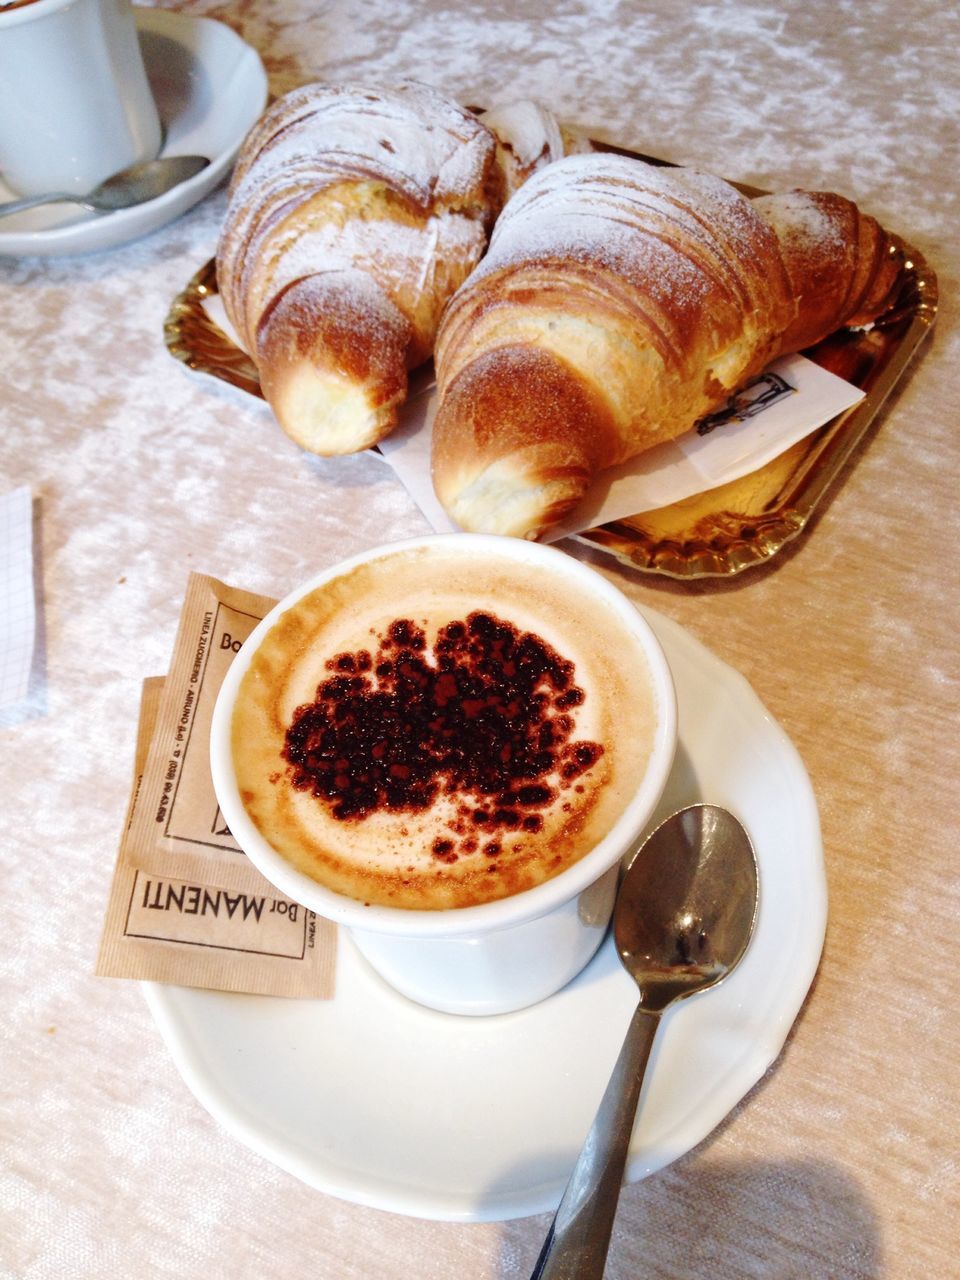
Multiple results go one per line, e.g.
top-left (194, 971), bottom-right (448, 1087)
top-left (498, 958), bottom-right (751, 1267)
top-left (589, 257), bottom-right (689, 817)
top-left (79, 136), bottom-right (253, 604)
top-left (431, 152), bottom-right (903, 540)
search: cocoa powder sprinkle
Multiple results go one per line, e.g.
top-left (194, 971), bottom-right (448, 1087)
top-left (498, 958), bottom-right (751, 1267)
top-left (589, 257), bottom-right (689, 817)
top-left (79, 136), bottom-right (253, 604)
top-left (282, 611), bottom-right (603, 860)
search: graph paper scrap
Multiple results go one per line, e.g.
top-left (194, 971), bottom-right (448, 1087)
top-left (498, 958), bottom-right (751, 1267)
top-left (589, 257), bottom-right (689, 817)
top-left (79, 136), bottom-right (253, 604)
top-left (0, 486), bottom-right (35, 708)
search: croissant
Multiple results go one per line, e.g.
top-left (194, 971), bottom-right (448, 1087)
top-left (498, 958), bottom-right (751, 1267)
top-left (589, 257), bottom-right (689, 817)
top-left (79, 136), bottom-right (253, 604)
top-left (752, 188), bottom-right (903, 352)
top-left (216, 81), bottom-right (503, 454)
top-left (431, 153), bottom-right (904, 539)
top-left (479, 99), bottom-right (594, 199)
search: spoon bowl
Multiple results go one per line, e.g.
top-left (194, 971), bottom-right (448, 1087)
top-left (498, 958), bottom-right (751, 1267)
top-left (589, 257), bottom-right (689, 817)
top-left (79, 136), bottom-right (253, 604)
top-left (617, 803), bottom-right (759, 1010)
top-left (0, 155), bottom-right (209, 219)
top-left (531, 804), bottom-right (758, 1279)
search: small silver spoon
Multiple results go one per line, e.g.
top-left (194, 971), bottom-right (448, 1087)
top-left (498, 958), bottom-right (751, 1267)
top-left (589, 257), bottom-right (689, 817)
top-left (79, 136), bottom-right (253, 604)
top-left (531, 804), bottom-right (759, 1280)
top-left (0, 155), bottom-right (209, 218)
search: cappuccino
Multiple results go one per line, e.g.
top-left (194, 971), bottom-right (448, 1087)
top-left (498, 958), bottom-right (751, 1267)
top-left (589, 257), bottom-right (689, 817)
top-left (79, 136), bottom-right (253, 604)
top-left (230, 542), bottom-right (659, 910)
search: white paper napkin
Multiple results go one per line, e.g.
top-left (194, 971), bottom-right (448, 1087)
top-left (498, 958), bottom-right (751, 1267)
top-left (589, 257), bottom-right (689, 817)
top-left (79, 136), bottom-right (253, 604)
top-left (0, 485), bottom-right (35, 708)
top-left (377, 352), bottom-right (864, 539)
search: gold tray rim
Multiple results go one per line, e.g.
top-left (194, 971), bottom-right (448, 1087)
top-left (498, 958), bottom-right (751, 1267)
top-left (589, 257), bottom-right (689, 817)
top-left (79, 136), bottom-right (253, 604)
top-left (163, 152), bottom-right (938, 580)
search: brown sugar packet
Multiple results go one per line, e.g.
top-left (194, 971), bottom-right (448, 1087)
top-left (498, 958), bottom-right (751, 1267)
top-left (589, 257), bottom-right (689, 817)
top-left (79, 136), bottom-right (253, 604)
top-left (96, 677), bottom-right (337, 998)
top-left (125, 572), bottom-right (282, 894)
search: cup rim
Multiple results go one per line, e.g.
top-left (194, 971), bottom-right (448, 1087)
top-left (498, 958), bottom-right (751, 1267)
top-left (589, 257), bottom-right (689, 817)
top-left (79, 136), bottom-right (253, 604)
top-left (210, 533), bottom-right (678, 939)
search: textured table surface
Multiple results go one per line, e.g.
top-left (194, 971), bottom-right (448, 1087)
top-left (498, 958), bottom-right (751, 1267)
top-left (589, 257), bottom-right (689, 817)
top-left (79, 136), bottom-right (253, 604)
top-left (2, 2), bottom-right (958, 1277)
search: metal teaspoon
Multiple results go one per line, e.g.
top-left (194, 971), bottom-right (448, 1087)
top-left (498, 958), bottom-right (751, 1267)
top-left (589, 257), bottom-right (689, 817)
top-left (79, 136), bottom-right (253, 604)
top-left (530, 804), bottom-right (759, 1280)
top-left (0, 154), bottom-right (209, 218)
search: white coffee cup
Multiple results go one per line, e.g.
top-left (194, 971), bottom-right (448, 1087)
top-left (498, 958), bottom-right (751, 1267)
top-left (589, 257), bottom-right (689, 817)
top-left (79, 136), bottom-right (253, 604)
top-left (0, 0), bottom-right (162, 198)
top-left (210, 535), bottom-right (678, 1016)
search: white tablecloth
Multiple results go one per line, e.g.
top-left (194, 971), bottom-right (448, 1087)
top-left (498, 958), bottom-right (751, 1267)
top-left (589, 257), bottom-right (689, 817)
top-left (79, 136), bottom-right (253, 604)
top-left (2, 2), bottom-right (958, 1276)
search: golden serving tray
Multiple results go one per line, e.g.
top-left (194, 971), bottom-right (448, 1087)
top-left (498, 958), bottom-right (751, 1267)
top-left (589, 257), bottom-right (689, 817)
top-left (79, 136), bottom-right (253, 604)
top-left (164, 156), bottom-right (937, 579)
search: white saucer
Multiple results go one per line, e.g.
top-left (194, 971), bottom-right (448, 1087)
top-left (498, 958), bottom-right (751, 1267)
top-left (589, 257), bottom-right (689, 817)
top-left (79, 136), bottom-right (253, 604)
top-left (0, 9), bottom-right (267, 257)
top-left (143, 603), bottom-right (826, 1222)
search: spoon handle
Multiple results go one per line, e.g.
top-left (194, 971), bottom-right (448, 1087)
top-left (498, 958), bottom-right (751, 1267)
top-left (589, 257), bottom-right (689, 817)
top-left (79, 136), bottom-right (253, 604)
top-left (0, 193), bottom-right (90, 217)
top-left (530, 1003), bottom-right (661, 1280)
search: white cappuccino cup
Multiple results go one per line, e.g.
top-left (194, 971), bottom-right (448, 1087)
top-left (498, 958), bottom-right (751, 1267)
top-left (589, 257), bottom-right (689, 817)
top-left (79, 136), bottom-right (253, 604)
top-left (210, 535), bottom-right (678, 1016)
top-left (0, 0), bottom-right (162, 198)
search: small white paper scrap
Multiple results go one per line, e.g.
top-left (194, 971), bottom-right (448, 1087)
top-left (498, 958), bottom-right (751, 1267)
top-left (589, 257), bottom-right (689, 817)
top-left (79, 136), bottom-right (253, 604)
top-left (0, 485), bottom-right (35, 708)
top-left (377, 353), bottom-right (865, 541)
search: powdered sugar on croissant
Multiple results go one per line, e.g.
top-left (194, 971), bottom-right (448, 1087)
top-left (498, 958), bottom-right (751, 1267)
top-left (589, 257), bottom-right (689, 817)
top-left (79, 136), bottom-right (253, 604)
top-left (216, 81), bottom-right (502, 454)
top-left (431, 153), bottom-right (903, 539)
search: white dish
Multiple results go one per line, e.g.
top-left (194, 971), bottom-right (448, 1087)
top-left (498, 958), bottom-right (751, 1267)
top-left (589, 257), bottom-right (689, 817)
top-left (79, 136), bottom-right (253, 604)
top-left (0, 8), bottom-right (267, 257)
top-left (143, 602), bottom-right (827, 1222)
